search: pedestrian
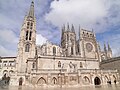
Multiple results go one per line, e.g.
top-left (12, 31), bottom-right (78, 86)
top-left (114, 80), bottom-right (116, 84)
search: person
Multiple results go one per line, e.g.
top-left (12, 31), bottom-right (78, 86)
top-left (114, 80), bottom-right (116, 84)
top-left (109, 81), bottom-right (111, 84)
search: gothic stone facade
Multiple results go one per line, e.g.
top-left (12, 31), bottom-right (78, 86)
top-left (0, 1), bottom-right (119, 86)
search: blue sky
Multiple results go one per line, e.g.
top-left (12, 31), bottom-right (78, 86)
top-left (0, 0), bottom-right (120, 57)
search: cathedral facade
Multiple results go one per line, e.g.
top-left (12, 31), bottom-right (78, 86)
top-left (0, 1), bottom-right (119, 86)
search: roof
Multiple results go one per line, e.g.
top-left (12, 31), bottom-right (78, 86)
top-left (100, 56), bottom-right (120, 64)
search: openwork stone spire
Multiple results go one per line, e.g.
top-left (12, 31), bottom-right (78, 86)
top-left (108, 43), bottom-right (112, 51)
top-left (71, 24), bottom-right (75, 32)
top-left (104, 43), bottom-right (107, 52)
top-left (28, 1), bottom-right (34, 18)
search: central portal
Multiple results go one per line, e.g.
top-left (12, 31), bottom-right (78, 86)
top-left (94, 77), bottom-right (101, 85)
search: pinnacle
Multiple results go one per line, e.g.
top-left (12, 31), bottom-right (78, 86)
top-left (28, 0), bottom-right (35, 18)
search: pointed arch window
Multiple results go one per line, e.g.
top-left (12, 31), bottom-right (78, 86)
top-left (27, 22), bottom-right (30, 25)
top-left (30, 23), bottom-right (33, 29)
top-left (71, 47), bottom-right (73, 55)
top-left (67, 34), bottom-right (69, 40)
top-left (25, 44), bottom-right (30, 52)
top-left (58, 61), bottom-right (61, 67)
top-left (27, 22), bottom-right (30, 29)
top-left (29, 31), bottom-right (32, 40)
top-left (78, 45), bottom-right (79, 53)
top-left (31, 22), bottom-right (33, 26)
top-left (32, 62), bottom-right (35, 68)
top-left (53, 47), bottom-right (56, 55)
top-left (80, 62), bottom-right (83, 68)
top-left (26, 31), bottom-right (28, 40)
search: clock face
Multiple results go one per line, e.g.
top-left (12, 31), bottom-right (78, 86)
top-left (86, 43), bottom-right (93, 52)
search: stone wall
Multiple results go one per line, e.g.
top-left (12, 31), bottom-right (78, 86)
top-left (25, 69), bottom-right (119, 86)
top-left (100, 57), bottom-right (120, 75)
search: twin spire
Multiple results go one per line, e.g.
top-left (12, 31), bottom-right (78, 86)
top-left (28, 1), bottom-right (34, 18)
top-left (104, 43), bottom-right (112, 52)
top-left (62, 24), bottom-right (75, 32)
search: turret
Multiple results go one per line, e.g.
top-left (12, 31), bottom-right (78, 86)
top-left (108, 43), bottom-right (112, 52)
top-left (104, 43), bottom-right (108, 59)
top-left (107, 43), bottom-right (112, 58)
top-left (104, 43), bottom-right (107, 53)
top-left (67, 23), bottom-right (70, 31)
top-left (71, 24), bottom-right (75, 33)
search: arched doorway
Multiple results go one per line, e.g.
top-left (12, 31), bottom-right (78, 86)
top-left (105, 75), bottom-right (109, 83)
top-left (3, 70), bottom-right (8, 77)
top-left (83, 76), bottom-right (90, 85)
top-left (9, 70), bottom-right (14, 76)
top-left (37, 77), bottom-right (46, 85)
top-left (19, 77), bottom-right (23, 86)
top-left (52, 77), bottom-right (57, 85)
top-left (94, 77), bottom-right (101, 85)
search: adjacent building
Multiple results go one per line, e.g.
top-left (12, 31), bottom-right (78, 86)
top-left (100, 56), bottom-right (120, 76)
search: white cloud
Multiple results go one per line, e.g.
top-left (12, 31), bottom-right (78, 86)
top-left (36, 34), bottom-right (47, 45)
top-left (0, 29), bottom-right (18, 56)
top-left (45, 0), bottom-right (107, 31)
top-left (45, 0), bottom-right (120, 33)
top-left (0, 29), bottom-right (18, 44)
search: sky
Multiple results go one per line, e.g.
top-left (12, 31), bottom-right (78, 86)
top-left (0, 0), bottom-right (120, 57)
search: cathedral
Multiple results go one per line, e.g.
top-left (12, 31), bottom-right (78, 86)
top-left (0, 1), bottom-right (119, 86)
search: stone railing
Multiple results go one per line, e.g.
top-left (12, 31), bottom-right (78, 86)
top-left (101, 56), bottom-right (120, 64)
top-left (31, 69), bottom-right (117, 74)
top-left (78, 69), bottom-right (117, 74)
top-left (31, 69), bottom-right (67, 74)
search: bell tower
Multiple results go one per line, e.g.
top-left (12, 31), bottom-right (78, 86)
top-left (16, 1), bottom-right (36, 73)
